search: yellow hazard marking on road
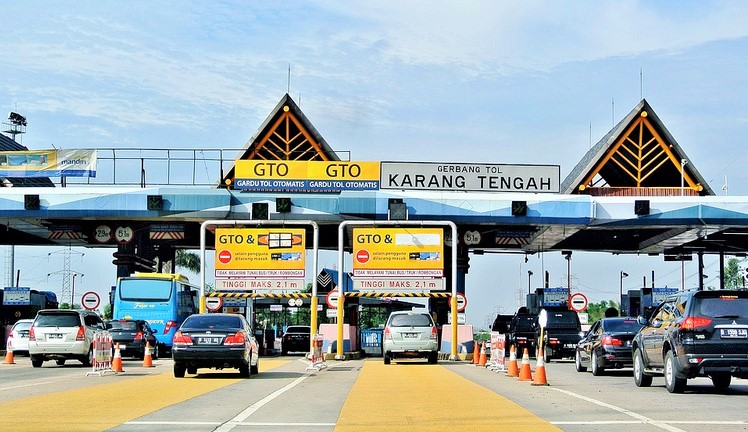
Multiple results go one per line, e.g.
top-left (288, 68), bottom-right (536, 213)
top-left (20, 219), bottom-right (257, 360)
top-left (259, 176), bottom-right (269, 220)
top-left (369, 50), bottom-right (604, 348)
top-left (0, 359), bottom-right (290, 432)
top-left (335, 360), bottom-right (560, 431)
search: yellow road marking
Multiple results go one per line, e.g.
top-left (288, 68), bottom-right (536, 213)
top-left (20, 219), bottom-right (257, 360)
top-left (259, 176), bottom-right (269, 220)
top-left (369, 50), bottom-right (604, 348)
top-left (0, 359), bottom-right (290, 432)
top-left (335, 361), bottom-right (560, 431)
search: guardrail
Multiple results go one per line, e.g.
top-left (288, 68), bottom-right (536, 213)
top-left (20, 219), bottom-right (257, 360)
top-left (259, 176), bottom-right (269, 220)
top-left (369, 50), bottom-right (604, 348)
top-left (52, 148), bottom-right (352, 187)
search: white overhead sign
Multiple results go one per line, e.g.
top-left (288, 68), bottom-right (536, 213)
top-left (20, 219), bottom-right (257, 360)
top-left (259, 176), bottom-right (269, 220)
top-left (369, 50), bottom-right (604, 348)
top-left (380, 162), bottom-right (560, 193)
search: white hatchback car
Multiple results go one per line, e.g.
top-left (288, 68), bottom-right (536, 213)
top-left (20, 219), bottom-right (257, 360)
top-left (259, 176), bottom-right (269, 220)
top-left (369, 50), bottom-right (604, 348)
top-left (29, 309), bottom-right (105, 367)
top-left (382, 311), bottom-right (439, 364)
top-left (7, 319), bottom-right (34, 355)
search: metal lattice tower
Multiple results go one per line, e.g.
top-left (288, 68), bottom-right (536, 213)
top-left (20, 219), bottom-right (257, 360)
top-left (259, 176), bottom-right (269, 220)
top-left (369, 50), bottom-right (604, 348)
top-left (3, 245), bottom-right (14, 287)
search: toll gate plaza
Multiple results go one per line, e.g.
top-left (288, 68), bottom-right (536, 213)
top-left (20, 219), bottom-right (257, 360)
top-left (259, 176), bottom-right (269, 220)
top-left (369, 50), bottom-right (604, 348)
top-left (3, 95), bottom-right (748, 353)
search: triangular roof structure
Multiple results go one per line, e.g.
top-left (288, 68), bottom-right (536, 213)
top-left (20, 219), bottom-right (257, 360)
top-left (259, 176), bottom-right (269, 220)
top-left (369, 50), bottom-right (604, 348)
top-left (561, 99), bottom-right (714, 196)
top-left (221, 94), bottom-right (341, 188)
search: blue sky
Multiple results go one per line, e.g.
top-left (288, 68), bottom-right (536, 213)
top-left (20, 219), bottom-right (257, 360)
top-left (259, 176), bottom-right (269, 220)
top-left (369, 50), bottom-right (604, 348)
top-left (3, 1), bottom-right (748, 327)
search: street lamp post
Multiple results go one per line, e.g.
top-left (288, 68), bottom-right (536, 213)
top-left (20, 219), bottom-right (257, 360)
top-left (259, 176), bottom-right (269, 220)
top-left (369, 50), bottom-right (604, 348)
top-left (71, 272), bottom-right (83, 307)
top-left (620, 271), bottom-right (629, 313)
top-left (527, 270), bottom-right (533, 295)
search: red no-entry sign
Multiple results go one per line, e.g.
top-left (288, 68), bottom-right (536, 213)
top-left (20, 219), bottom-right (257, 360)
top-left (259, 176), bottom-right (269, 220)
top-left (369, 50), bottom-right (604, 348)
top-left (217, 249), bottom-right (232, 264)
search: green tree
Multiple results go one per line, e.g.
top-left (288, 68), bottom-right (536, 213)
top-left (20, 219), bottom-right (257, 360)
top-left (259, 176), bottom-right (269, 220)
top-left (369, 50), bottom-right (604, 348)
top-left (175, 249), bottom-right (201, 273)
top-left (585, 300), bottom-right (619, 323)
top-left (103, 303), bottom-right (113, 319)
top-left (720, 257), bottom-right (746, 289)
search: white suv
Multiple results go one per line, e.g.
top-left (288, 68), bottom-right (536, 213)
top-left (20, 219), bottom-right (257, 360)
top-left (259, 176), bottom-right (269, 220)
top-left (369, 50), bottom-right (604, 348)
top-left (29, 309), bottom-right (105, 367)
top-left (383, 311), bottom-right (439, 364)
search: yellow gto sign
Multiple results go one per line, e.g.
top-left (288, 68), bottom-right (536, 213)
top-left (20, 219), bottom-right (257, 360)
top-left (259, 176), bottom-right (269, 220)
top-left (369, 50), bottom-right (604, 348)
top-left (233, 160), bottom-right (380, 191)
top-left (214, 228), bottom-right (305, 278)
top-left (352, 228), bottom-right (444, 277)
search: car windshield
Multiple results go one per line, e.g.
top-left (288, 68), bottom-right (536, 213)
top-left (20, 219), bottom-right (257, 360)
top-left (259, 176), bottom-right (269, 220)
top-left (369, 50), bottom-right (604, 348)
top-left (389, 313), bottom-right (432, 327)
top-left (35, 314), bottom-right (80, 327)
top-left (286, 326), bottom-right (310, 334)
top-left (182, 315), bottom-right (242, 330)
top-left (604, 319), bottom-right (643, 333)
top-left (107, 321), bottom-right (138, 331)
top-left (693, 296), bottom-right (748, 319)
top-left (13, 321), bottom-right (32, 331)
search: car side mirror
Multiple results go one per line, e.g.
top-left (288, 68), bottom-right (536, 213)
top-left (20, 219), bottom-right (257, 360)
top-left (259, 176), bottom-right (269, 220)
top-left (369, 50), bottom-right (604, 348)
top-left (637, 316), bottom-right (647, 326)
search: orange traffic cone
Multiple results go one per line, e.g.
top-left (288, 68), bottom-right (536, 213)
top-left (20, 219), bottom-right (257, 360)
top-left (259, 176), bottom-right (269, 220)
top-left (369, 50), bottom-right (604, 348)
top-left (532, 354), bottom-right (549, 386)
top-left (478, 342), bottom-right (487, 366)
top-left (3, 349), bottom-right (15, 365)
top-left (506, 345), bottom-right (519, 377)
top-left (142, 341), bottom-right (154, 368)
top-left (517, 348), bottom-right (533, 381)
top-left (112, 343), bottom-right (124, 372)
top-left (471, 340), bottom-right (480, 364)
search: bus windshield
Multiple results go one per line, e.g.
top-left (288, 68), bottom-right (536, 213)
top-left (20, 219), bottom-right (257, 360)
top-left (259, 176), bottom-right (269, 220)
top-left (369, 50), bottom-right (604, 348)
top-left (119, 279), bottom-right (173, 302)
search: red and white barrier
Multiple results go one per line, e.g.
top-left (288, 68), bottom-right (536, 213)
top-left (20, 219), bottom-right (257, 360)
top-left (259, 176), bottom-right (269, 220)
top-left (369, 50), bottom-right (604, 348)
top-left (86, 332), bottom-right (115, 376)
top-left (305, 333), bottom-right (327, 371)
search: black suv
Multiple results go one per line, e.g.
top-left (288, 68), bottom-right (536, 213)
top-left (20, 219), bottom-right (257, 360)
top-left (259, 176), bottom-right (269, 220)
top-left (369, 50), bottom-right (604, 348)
top-left (632, 289), bottom-right (748, 393)
top-left (537, 309), bottom-right (582, 362)
top-left (507, 313), bottom-right (538, 356)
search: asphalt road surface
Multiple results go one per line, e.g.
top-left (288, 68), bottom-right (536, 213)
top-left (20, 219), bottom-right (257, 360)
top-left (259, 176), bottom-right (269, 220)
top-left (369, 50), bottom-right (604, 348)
top-left (1, 354), bottom-right (746, 431)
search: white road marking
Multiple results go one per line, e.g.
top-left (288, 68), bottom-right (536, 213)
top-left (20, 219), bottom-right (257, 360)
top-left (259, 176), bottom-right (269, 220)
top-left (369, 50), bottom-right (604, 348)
top-left (125, 421), bottom-right (336, 427)
top-left (212, 360), bottom-right (351, 432)
top-left (549, 387), bottom-right (687, 432)
top-left (0, 380), bottom-right (57, 391)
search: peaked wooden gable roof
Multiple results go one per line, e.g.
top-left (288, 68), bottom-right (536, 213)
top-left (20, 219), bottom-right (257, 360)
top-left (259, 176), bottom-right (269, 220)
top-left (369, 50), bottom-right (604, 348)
top-left (561, 99), bottom-right (714, 196)
top-left (221, 94), bottom-right (340, 188)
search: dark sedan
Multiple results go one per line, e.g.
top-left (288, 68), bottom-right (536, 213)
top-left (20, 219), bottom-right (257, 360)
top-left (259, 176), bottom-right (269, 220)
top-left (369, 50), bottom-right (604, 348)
top-left (105, 319), bottom-right (159, 359)
top-left (172, 313), bottom-right (259, 378)
top-left (281, 325), bottom-right (311, 355)
top-left (575, 317), bottom-right (644, 375)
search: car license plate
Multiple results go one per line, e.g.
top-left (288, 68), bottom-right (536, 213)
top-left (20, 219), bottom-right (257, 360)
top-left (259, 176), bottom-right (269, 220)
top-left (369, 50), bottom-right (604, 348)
top-left (563, 344), bottom-right (575, 348)
top-left (198, 337), bottom-right (222, 344)
top-left (403, 333), bottom-right (418, 339)
top-left (720, 328), bottom-right (748, 339)
top-left (48, 334), bottom-right (63, 340)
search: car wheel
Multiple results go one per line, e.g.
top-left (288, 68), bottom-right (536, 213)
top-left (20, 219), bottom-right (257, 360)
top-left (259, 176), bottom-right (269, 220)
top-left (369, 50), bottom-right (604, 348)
top-left (664, 350), bottom-right (686, 393)
top-left (239, 362), bottom-right (250, 378)
top-left (710, 373), bottom-right (731, 390)
top-left (281, 349), bottom-right (288, 356)
top-left (187, 366), bottom-right (197, 375)
top-left (633, 348), bottom-right (652, 387)
top-left (383, 352), bottom-right (391, 365)
top-left (591, 351), bottom-right (604, 376)
top-left (81, 347), bottom-right (93, 367)
top-left (56, 359), bottom-right (66, 366)
top-left (250, 357), bottom-right (259, 375)
top-left (428, 351), bottom-right (438, 364)
top-left (575, 351), bottom-right (587, 372)
top-left (174, 363), bottom-right (186, 378)
top-left (31, 355), bottom-right (44, 368)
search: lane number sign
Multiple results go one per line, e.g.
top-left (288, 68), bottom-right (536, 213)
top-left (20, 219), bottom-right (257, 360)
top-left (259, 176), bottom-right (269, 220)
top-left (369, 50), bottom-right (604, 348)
top-left (81, 291), bottom-right (101, 311)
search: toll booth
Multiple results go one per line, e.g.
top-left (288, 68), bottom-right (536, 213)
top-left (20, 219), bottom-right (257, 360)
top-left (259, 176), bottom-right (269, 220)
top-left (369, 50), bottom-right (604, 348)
top-left (624, 287), bottom-right (679, 318)
top-left (526, 287), bottom-right (570, 314)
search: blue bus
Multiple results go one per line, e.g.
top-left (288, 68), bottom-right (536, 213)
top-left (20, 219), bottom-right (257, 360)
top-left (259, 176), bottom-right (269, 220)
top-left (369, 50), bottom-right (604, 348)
top-left (113, 273), bottom-right (198, 354)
